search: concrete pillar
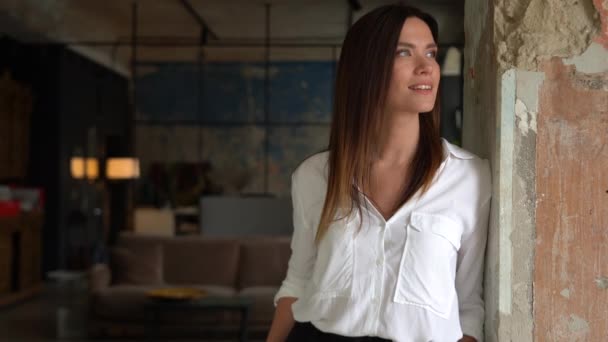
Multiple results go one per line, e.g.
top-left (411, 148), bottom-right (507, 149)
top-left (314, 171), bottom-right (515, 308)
top-left (464, 0), bottom-right (607, 340)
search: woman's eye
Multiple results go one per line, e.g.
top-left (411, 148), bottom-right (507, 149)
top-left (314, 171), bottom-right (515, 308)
top-left (426, 50), bottom-right (437, 58)
top-left (397, 50), bottom-right (411, 57)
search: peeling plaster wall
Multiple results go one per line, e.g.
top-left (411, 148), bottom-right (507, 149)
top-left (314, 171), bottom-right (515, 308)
top-left (509, 69), bottom-right (542, 341)
top-left (466, 0), bottom-right (606, 341)
top-left (592, 0), bottom-right (608, 47)
top-left (535, 55), bottom-right (608, 341)
top-left (484, 68), bottom-right (537, 342)
top-left (495, 0), bottom-right (600, 71)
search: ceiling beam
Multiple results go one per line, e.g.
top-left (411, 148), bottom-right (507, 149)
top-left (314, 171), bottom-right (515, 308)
top-left (178, 0), bottom-right (218, 40)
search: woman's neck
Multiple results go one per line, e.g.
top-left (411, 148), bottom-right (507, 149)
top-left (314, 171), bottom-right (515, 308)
top-left (376, 112), bottom-right (420, 167)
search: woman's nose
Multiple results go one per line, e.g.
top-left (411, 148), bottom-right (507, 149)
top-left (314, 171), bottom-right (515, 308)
top-left (415, 59), bottom-right (433, 75)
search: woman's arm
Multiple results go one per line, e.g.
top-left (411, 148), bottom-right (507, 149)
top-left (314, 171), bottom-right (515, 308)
top-left (267, 169), bottom-right (318, 341)
top-left (456, 160), bottom-right (492, 342)
top-left (267, 297), bottom-right (298, 342)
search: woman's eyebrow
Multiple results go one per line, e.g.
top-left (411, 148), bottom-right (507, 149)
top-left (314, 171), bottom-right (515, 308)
top-left (397, 42), bottom-right (438, 49)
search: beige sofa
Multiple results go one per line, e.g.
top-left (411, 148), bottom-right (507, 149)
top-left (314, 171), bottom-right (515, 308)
top-left (88, 232), bottom-right (291, 338)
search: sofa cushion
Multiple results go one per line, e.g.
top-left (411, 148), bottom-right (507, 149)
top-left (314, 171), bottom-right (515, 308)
top-left (163, 238), bottom-right (240, 287)
top-left (117, 233), bottom-right (165, 252)
top-left (237, 238), bottom-right (291, 289)
top-left (237, 286), bottom-right (280, 325)
top-left (110, 245), bottom-right (163, 285)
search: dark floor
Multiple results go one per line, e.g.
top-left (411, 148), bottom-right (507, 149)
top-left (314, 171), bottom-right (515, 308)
top-left (0, 287), bottom-right (57, 341)
top-left (0, 284), bottom-right (264, 342)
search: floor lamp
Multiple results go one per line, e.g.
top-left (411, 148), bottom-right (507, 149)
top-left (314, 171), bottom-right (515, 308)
top-left (68, 156), bottom-right (101, 267)
top-left (105, 157), bottom-right (140, 245)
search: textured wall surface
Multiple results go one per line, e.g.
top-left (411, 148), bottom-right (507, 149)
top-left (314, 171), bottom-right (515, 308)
top-left (465, 0), bottom-right (606, 341)
top-left (511, 70), bottom-right (543, 341)
top-left (463, 0), bottom-right (501, 340)
top-left (592, 0), bottom-right (608, 48)
top-left (495, 0), bottom-right (600, 71)
top-left (532, 1), bottom-right (608, 340)
top-left (535, 56), bottom-right (608, 341)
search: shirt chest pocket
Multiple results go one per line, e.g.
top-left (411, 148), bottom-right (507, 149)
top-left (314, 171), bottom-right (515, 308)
top-left (393, 212), bottom-right (462, 318)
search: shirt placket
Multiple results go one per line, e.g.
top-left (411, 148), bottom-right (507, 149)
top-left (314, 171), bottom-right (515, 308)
top-left (371, 220), bottom-right (387, 334)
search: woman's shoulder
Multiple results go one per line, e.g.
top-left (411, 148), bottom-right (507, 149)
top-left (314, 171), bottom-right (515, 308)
top-left (292, 150), bottom-right (330, 182)
top-left (291, 151), bottom-right (330, 204)
top-left (443, 139), bottom-right (482, 161)
top-left (442, 139), bottom-right (492, 202)
top-left (443, 139), bottom-right (489, 168)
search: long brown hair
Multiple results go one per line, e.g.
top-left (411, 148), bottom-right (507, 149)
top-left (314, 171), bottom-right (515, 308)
top-left (316, 3), bottom-right (444, 243)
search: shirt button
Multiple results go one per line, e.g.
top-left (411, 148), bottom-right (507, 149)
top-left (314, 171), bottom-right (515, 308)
top-left (376, 258), bottom-right (382, 266)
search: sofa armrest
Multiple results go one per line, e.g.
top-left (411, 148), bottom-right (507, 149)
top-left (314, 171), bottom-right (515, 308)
top-left (88, 263), bottom-right (111, 292)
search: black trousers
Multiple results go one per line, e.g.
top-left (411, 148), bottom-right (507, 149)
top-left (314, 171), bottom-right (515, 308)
top-left (286, 322), bottom-right (392, 342)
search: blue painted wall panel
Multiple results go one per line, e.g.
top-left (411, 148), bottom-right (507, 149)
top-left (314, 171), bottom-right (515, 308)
top-left (135, 61), bottom-right (333, 198)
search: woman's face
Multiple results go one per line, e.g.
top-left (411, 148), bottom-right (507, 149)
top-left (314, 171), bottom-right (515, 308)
top-left (385, 17), bottom-right (440, 116)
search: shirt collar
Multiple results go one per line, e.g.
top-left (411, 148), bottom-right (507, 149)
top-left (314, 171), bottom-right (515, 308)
top-left (441, 138), bottom-right (475, 161)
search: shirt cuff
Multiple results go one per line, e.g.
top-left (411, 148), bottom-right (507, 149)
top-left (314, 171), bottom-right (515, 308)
top-left (273, 281), bottom-right (304, 306)
top-left (460, 316), bottom-right (483, 342)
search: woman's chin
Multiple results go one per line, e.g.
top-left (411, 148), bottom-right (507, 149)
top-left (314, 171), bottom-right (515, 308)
top-left (401, 101), bottom-right (436, 114)
top-left (410, 105), bottom-right (436, 114)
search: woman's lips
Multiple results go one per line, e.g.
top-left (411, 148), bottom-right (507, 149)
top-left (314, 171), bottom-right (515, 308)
top-left (408, 84), bottom-right (434, 95)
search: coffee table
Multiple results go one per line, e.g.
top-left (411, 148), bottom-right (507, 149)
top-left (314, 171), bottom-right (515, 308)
top-left (144, 296), bottom-right (253, 341)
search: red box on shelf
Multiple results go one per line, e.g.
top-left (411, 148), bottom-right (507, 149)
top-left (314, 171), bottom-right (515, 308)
top-left (9, 186), bottom-right (44, 211)
top-left (0, 201), bottom-right (20, 217)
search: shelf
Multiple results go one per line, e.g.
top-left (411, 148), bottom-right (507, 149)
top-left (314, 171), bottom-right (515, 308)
top-left (0, 211), bottom-right (44, 307)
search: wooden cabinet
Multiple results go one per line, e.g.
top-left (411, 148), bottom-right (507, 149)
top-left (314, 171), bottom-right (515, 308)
top-left (0, 212), bottom-right (43, 306)
top-left (0, 70), bottom-right (33, 180)
top-left (0, 227), bottom-right (12, 294)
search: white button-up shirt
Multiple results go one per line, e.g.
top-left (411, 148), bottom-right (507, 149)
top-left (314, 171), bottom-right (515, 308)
top-left (274, 139), bottom-right (492, 342)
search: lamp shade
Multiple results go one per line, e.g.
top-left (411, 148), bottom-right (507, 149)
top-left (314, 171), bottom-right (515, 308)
top-left (441, 47), bottom-right (462, 76)
top-left (106, 158), bottom-right (140, 179)
top-left (70, 157), bottom-right (99, 180)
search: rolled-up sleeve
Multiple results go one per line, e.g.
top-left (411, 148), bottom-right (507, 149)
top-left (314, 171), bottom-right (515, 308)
top-left (274, 171), bottom-right (317, 305)
top-left (456, 161), bottom-right (492, 341)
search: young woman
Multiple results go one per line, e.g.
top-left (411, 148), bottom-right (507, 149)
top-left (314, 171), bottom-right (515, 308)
top-left (267, 3), bottom-right (491, 342)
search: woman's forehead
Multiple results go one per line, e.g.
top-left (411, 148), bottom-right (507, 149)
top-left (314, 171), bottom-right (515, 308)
top-left (398, 17), bottom-right (435, 44)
